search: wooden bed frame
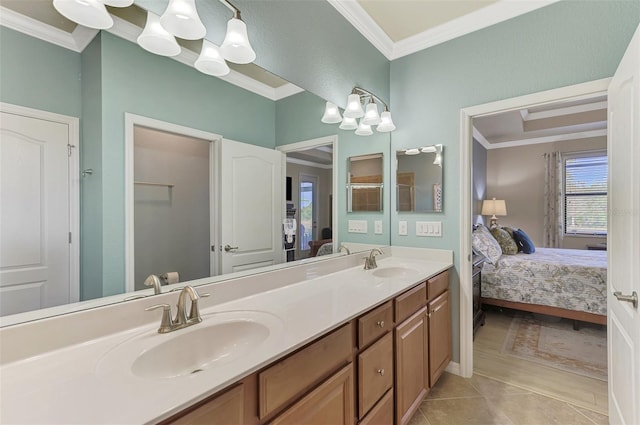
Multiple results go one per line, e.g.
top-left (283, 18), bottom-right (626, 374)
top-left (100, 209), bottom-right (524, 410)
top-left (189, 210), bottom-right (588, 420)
top-left (481, 297), bottom-right (607, 326)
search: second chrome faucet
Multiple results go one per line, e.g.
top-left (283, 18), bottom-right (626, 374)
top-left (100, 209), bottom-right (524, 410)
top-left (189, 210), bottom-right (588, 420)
top-left (146, 285), bottom-right (210, 333)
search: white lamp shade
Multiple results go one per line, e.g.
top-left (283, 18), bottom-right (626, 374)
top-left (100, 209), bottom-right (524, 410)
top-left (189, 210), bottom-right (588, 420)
top-left (160, 0), bottom-right (206, 40)
top-left (339, 116), bottom-right (358, 130)
top-left (404, 148), bottom-right (420, 155)
top-left (53, 0), bottom-right (113, 29)
top-left (194, 40), bottom-right (230, 77)
top-left (355, 120), bottom-right (373, 136)
top-left (481, 198), bottom-right (507, 216)
top-left (220, 18), bottom-right (256, 64)
top-left (343, 93), bottom-right (364, 118)
top-left (321, 102), bottom-right (342, 124)
top-left (102, 0), bottom-right (133, 6)
top-left (376, 110), bottom-right (396, 132)
top-left (137, 11), bottom-right (181, 57)
top-left (362, 101), bottom-right (381, 125)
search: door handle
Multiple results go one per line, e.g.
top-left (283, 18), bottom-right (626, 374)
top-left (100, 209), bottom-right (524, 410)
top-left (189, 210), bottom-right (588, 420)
top-left (224, 244), bottom-right (239, 252)
top-left (614, 291), bottom-right (638, 308)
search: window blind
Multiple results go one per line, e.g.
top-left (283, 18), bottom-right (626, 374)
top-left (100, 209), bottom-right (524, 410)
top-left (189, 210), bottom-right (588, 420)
top-left (564, 153), bottom-right (608, 235)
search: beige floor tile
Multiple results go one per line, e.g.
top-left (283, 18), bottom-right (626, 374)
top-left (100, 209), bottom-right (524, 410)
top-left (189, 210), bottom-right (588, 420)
top-left (487, 393), bottom-right (597, 425)
top-left (469, 374), bottom-right (531, 398)
top-left (407, 408), bottom-right (431, 425)
top-left (426, 372), bottom-right (483, 400)
top-left (422, 397), bottom-right (513, 425)
top-left (571, 405), bottom-right (610, 425)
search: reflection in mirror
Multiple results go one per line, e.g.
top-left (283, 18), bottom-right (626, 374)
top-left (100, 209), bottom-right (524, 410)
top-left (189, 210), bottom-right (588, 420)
top-left (347, 153), bottom-right (384, 212)
top-left (396, 145), bottom-right (443, 212)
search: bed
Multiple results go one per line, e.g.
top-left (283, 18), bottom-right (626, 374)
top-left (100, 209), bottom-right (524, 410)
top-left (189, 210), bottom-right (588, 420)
top-left (480, 247), bottom-right (607, 325)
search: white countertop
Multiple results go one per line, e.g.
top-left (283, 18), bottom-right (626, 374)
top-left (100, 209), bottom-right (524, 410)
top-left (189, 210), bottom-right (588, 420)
top-left (0, 249), bottom-right (452, 424)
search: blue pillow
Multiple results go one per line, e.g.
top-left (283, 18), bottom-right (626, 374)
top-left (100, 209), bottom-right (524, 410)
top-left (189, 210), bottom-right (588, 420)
top-left (513, 229), bottom-right (535, 254)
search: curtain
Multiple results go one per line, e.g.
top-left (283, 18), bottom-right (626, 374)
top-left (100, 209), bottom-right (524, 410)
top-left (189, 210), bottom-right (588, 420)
top-left (543, 152), bottom-right (563, 247)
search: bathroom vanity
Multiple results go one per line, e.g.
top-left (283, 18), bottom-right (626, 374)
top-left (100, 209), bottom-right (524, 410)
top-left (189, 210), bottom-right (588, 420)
top-left (0, 247), bottom-right (452, 424)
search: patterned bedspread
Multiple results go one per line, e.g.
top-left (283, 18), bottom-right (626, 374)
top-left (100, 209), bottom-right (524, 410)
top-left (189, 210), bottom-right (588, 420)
top-left (481, 248), bottom-right (607, 316)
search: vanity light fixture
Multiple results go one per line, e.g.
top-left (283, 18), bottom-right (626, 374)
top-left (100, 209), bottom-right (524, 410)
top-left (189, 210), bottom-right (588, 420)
top-left (53, 0), bottom-right (114, 30)
top-left (137, 11), bottom-right (181, 57)
top-left (321, 102), bottom-right (342, 124)
top-left (102, 0), bottom-right (133, 6)
top-left (195, 40), bottom-right (231, 76)
top-left (160, 0), bottom-right (206, 40)
top-left (322, 87), bottom-right (396, 136)
top-left (220, 8), bottom-right (256, 64)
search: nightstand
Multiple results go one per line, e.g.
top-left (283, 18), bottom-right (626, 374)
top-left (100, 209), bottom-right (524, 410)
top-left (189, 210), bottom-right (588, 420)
top-left (472, 254), bottom-right (486, 339)
top-left (587, 243), bottom-right (607, 251)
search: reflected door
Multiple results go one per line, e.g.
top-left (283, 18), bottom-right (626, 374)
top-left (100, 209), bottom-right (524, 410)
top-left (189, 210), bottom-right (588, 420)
top-left (0, 110), bottom-right (73, 315)
top-left (220, 139), bottom-right (284, 274)
top-left (299, 174), bottom-right (318, 252)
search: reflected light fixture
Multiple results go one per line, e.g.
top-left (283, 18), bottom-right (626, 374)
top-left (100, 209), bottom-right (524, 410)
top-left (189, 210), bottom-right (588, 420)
top-left (321, 102), bottom-right (342, 124)
top-left (53, 0), bottom-right (114, 29)
top-left (321, 87), bottom-right (396, 136)
top-left (433, 144), bottom-right (443, 167)
top-left (137, 11), bottom-right (181, 57)
top-left (404, 148), bottom-right (420, 155)
top-left (195, 40), bottom-right (230, 76)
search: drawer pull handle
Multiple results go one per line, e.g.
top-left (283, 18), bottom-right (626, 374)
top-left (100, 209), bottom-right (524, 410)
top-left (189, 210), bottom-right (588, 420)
top-left (377, 369), bottom-right (385, 376)
top-left (376, 320), bottom-right (385, 328)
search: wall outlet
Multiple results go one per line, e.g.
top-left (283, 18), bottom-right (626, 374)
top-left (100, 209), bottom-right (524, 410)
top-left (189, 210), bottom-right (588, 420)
top-left (399, 221), bottom-right (408, 236)
top-left (416, 221), bottom-right (442, 237)
top-left (374, 220), bottom-right (383, 234)
top-left (348, 220), bottom-right (368, 234)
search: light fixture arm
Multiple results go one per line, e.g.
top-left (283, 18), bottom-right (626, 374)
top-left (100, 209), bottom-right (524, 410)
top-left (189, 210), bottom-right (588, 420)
top-left (352, 87), bottom-right (390, 111)
top-left (219, 0), bottom-right (242, 19)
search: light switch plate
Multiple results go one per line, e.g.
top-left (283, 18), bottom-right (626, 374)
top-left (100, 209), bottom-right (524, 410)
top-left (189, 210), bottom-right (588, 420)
top-left (399, 221), bottom-right (408, 236)
top-left (374, 220), bottom-right (383, 234)
top-left (416, 221), bottom-right (442, 237)
top-left (348, 220), bottom-right (368, 234)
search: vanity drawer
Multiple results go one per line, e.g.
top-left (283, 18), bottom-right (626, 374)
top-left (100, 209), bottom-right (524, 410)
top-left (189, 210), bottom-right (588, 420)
top-left (427, 270), bottom-right (449, 302)
top-left (395, 282), bottom-right (427, 323)
top-left (358, 301), bottom-right (393, 349)
top-left (358, 332), bottom-right (393, 419)
top-left (359, 389), bottom-right (393, 425)
top-left (258, 323), bottom-right (354, 419)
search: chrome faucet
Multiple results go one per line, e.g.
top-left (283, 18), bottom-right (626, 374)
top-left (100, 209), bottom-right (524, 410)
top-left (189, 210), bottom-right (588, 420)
top-left (146, 285), bottom-right (210, 333)
top-left (364, 248), bottom-right (383, 270)
top-left (143, 274), bottom-right (163, 295)
top-left (338, 244), bottom-right (351, 255)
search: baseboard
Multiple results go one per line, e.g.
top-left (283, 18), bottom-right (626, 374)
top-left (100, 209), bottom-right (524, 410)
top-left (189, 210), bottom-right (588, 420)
top-left (445, 360), bottom-right (461, 376)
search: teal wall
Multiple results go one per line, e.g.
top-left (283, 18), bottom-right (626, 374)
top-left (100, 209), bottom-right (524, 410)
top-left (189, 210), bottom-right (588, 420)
top-left (390, 0), bottom-right (640, 362)
top-left (0, 26), bottom-right (81, 117)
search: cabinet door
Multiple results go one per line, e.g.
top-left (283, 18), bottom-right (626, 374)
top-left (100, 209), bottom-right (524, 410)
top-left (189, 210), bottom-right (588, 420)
top-left (394, 306), bottom-right (428, 425)
top-left (428, 290), bottom-right (451, 387)
top-left (169, 384), bottom-right (244, 425)
top-left (271, 364), bottom-right (354, 425)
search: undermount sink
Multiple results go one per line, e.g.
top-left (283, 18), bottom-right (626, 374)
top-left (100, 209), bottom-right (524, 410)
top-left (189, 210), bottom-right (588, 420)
top-left (96, 310), bottom-right (283, 380)
top-left (371, 266), bottom-right (419, 278)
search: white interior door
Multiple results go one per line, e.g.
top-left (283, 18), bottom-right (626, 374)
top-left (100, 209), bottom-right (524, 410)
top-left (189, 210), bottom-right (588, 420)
top-left (219, 139), bottom-right (283, 274)
top-left (0, 110), bottom-right (74, 315)
top-left (607, 24), bottom-right (640, 425)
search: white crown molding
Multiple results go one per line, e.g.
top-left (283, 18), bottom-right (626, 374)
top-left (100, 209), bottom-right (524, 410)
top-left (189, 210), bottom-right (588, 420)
top-left (523, 100), bottom-right (608, 121)
top-left (286, 156), bottom-right (333, 170)
top-left (328, 0), bottom-right (562, 61)
top-left (0, 6), bottom-right (98, 52)
top-left (472, 127), bottom-right (491, 150)
top-left (326, 0), bottom-right (394, 60)
top-left (485, 128), bottom-right (607, 150)
top-left (273, 83), bottom-right (305, 101)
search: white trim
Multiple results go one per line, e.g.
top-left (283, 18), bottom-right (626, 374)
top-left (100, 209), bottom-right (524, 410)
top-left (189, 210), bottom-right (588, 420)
top-left (458, 78), bottom-right (611, 378)
top-left (0, 6), bottom-right (98, 53)
top-left (0, 102), bottom-right (80, 304)
top-left (328, 0), bottom-right (561, 60)
top-left (124, 113), bottom-right (223, 292)
top-left (524, 100), bottom-right (608, 121)
top-left (326, 0), bottom-right (395, 60)
top-left (277, 135), bottom-right (339, 254)
top-left (286, 156), bottom-right (333, 170)
top-left (445, 361), bottom-right (461, 376)
top-left (472, 127), bottom-right (491, 150)
top-left (485, 128), bottom-right (607, 150)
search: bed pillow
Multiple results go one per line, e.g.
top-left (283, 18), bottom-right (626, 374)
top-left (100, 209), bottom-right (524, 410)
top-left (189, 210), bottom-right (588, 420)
top-left (513, 229), bottom-right (535, 254)
top-left (490, 226), bottom-right (518, 255)
top-left (472, 225), bottom-right (502, 264)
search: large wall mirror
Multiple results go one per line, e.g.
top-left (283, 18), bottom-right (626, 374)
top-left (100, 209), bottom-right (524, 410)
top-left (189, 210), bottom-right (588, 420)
top-left (396, 145), bottom-right (443, 212)
top-left (0, 2), bottom-right (391, 324)
top-left (347, 153), bottom-right (384, 212)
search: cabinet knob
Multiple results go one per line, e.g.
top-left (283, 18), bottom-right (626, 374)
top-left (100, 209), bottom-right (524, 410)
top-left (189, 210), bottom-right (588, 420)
top-left (377, 369), bottom-right (385, 376)
top-left (376, 320), bottom-right (385, 328)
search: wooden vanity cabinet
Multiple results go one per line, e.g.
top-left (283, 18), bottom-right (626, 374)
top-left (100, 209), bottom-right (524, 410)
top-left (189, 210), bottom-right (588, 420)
top-left (428, 289), bottom-right (451, 386)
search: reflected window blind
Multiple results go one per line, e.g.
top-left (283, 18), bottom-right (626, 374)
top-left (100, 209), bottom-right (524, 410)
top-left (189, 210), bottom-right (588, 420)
top-left (564, 153), bottom-right (608, 235)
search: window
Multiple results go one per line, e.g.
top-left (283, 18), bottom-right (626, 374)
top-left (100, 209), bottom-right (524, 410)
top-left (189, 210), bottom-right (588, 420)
top-left (564, 151), bottom-right (607, 235)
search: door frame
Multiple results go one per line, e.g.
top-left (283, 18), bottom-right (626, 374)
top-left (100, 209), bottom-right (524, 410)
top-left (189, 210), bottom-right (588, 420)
top-left (457, 78), bottom-right (611, 378)
top-left (0, 102), bottom-right (80, 303)
top-left (277, 135), bottom-right (339, 255)
top-left (124, 113), bottom-right (222, 292)
top-left (298, 172), bottom-right (319, 252)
